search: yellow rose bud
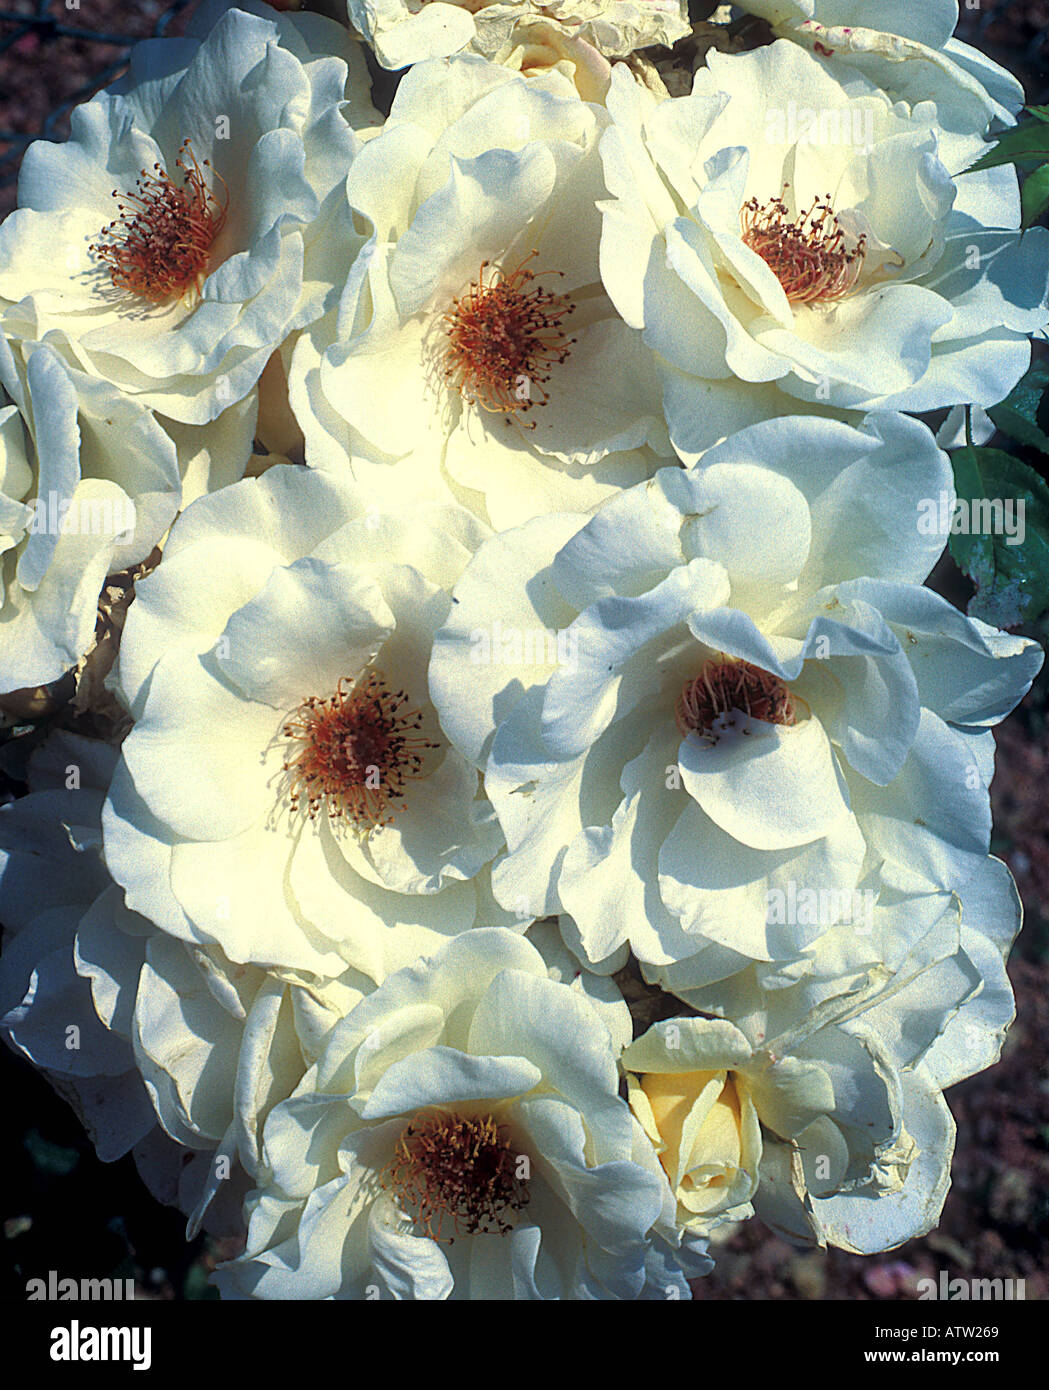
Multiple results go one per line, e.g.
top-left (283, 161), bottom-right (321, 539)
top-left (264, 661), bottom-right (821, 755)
top-left (629, 1066), bottom-right (761, 1226)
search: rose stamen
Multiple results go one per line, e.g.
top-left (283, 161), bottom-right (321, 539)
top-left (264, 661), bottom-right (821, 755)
top-left (676, 657), bottom-right (796, 738)
top-left (90, 138), bottom-right (227, 304)
top-left (382, 1111), bottom-right (529, 1244)
top-left (281, 667), bottom-right (439, 832)
top-left (741, 193), bottom-right (865, 305)
top-left (441, 251), bottom-right (576, 426)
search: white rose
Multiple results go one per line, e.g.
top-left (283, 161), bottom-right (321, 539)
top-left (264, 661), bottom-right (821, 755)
top-left (598, 43), bottom-right (1049, 458)
top-left (430, 412), bottom-right (1042, 984)
top-left (737, 856), bottom-right (1024, 1252)
top-left (289, 55), bottom-right (673, 529)
top-left (215, 928), bottom-right (709, 1299)
top-left (104, 466), bottom-right (518, 984)
top-left (0, 5), bottom-right (380, 426)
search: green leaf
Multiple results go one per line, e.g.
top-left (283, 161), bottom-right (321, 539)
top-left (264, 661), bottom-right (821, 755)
top-left (966, 117), bottom-right (1049, 172)
top-left (988, 360), bottom-right (1049, 453)
top-left (1022, 162), bottom-right (1049, 229)
top-left (949, 446), bottom-right (1049, 628)
top-left (962, 106), bottom-right (1049, 227)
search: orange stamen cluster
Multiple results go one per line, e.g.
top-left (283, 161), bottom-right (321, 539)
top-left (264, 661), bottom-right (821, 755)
top-left (676, 658), bottom-right (796, 738)
top-left (741, 193), bottom-right (866, 305)
top-left (281, 667), bottom-right (438, 831)
top-left (442, 251), bottom-right (576, 424)
top-left (90, 139), bottom-right (227, 303)
top-left (383, 1112), bottom-right (529, 1244)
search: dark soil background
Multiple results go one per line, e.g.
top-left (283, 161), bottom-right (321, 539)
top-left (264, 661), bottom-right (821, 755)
top-left (1, 0), bottom-right (1048, 1302)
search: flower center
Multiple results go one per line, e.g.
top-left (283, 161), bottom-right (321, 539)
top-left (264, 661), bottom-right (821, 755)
top-left (741, 194), bottom-right (865, 305)
top-left (676, 658), bottom-right (796, 738)
top-left (90, 139), bottom-right (227, 304)
top-left (383, 1111), bottom-right (529, 1243)
top-left (281, 667), bottom-right (439, 831)
top-left (441, 252), bottom-right (576, 422)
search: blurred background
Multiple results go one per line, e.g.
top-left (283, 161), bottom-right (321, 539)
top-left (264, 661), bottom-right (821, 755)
top-left (1, 0), bottom-right (1048, 1300)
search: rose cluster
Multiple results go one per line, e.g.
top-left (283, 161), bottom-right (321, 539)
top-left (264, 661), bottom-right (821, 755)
top-left (0, 0), bottom-right (1045, 1299)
